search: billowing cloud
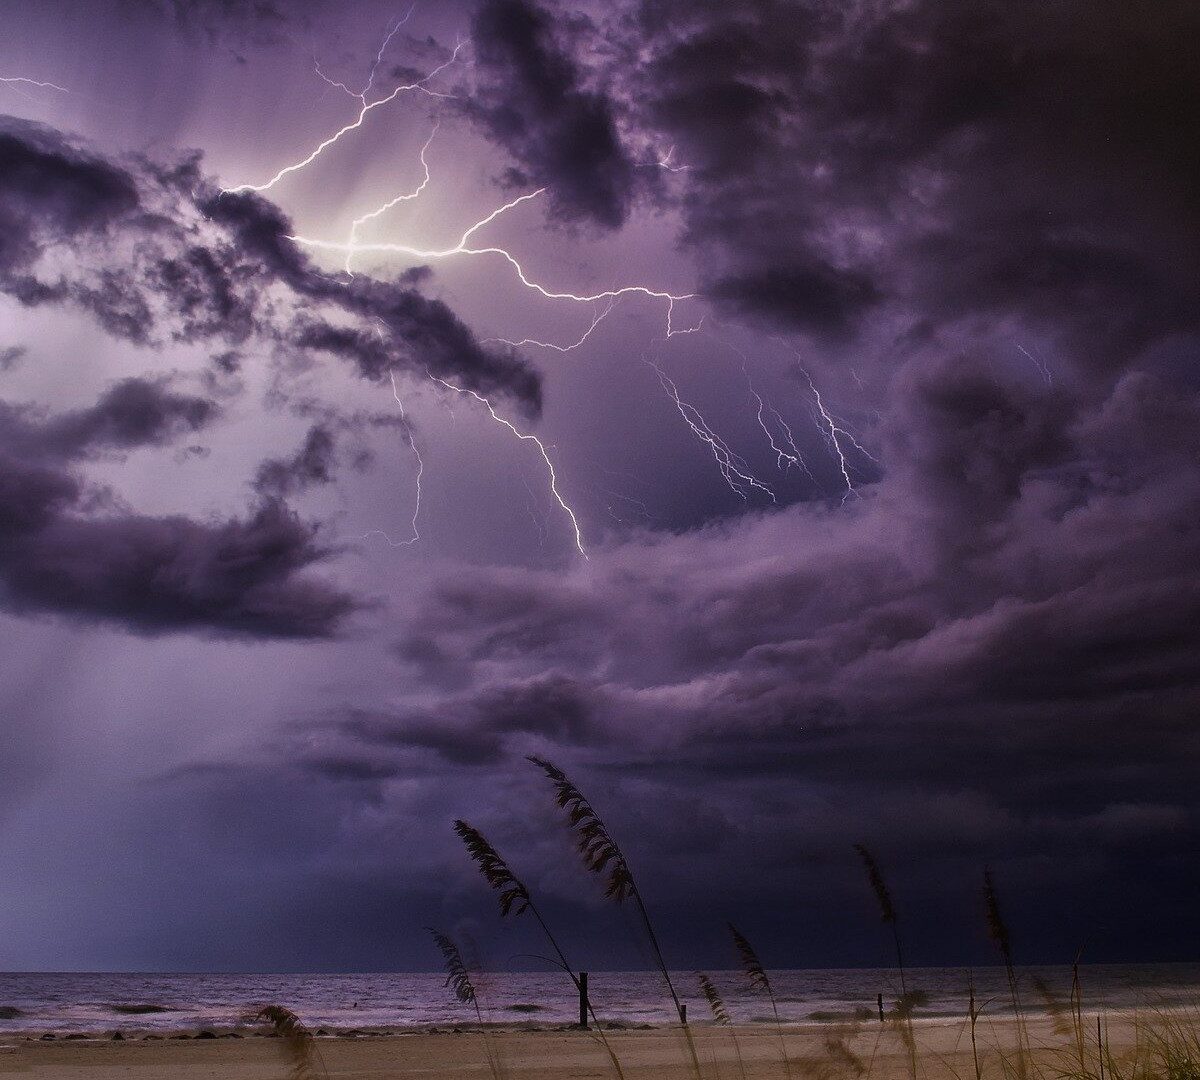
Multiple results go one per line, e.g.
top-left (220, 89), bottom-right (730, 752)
top-left (465, 0), bottom-right (638, 229)
top-left (0, 381), bottom-right (355, 638)
top-left (1, 0), bottom-right (1197, 971)
top-left (0, 115), bottom-right (542, 411)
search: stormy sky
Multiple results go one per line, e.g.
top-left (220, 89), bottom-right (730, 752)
top-left (0, 0), bottom-right (1197, 974)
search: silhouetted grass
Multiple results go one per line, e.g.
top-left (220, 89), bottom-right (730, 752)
top-left (428, 927), bottom-right (506, 1080)
top-left (698, 972), bottom-right (748, 1080)
top-left (526, 755), bottom-right (701, 1079)
top-left (730, 921), bottom-right (793, 1080)
top-left (853, 844), bottom-right (918, 1080)
top-left (247, 1004), bottom-right (325, 1080)
top-left (453, 818), bottom-right (627, 1080)
top-left (984, 869), bottom-right (1029, 1079)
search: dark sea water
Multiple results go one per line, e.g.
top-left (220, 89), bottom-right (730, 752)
top-left (0, 964), bottom-right (1197, 1035)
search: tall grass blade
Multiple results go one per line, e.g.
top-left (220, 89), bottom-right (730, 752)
top-left (526, 756), bottom-right (700, 1079)
top-left (247, 1004), bottom-right (325, 1080)
top-left (982, 869), bottom-right (1027, 1080)
top-left (729, 922), bottom-right (793, 1080)
top-left (698, 974), bottom-right (748, 1080)
top-left (452, 818), bottom-right (626, 1080)
top-left (427, 927), bottom-right (505, 1080)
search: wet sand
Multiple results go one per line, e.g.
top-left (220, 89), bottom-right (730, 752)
top-left (0, 1016), bottom-right (1132, 1079)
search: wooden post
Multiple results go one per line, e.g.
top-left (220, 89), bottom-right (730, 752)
top-left (579, 971), bottom-right (589, 1029)
top-left (878, 993), bottom-right (885, 1021)
top-left (680, 1002), bottom-right (687, 1024)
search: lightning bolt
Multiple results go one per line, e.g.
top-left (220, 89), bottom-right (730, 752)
top-left (483, 298), bottom-right (617, 353)
top-left (520, 473), bottom-right (549, 549)
top-left (221, 13), bottom-right (704, 552)
top-left (1016, 343), bottom-right (1053, 385)
top-left (313, 6), bottom-right (417, 105)
top-left (429, 376), bottom-right (587, 559)
top-left (291, 188), bottom-right (696, 339)
top-left (344, 120), bottom-right (439, 275)
top-left (746, 373), bottom-right (815, 481)
top-left (356, 372), bottom-right (425, 547)
top-left (708, 331), bottom-right (815, 482)
top-left (772, 339), bottom-right (878, 502)
top-left (0, 75), bottom-right (69, 101)
top-left (654, 145), bottom-right (691, 173)
top-left (649, 361), bottom-right (776, 503)
top-left (220, 39), bottom-right (466, 195)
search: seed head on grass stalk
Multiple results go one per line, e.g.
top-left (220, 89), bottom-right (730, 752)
top-left (454, 820), bottom-right (531, 917)
top-left (853, 845), bottom-right (917, 1078)
top-left (452, 818), bottom-right (627, 1080)
top-left (983, 870), bottom-right (1013, 970)
top-left (854, 844), bottom-right (908, 994)
top-left (427, 928), bottom-right (507, 1080)
top-left (526, 756), bottom-right (633, 902)
top-left (699, 974), bottom-right (749, 1080)
top-left (729, 922), bottom-right (792, 1080)
top-left (698, 974), bottom-right (731, 1026)
top-left (428, 927), bottom-right (479, 1008)
top-left (247, 1004), bottom-right (325, 1080)
top-left (525, 755), bottom-right (701, 1080)
top-left (525, 757), bottom-right (666, 987)
top-left (982, 868), bottom-right (1027, 1079)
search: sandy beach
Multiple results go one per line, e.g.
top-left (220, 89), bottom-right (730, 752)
top-left (0, 1017), bottom-right (1134, 1080)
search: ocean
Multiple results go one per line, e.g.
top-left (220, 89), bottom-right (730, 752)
top-left (1, 964), bottom-right (1198, 1035)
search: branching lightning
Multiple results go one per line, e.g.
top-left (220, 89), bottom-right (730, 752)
top-left (483, 298), bottom-right (617, 353)
top-left (313, 5), bottom-right (417, 106)
top-left (290, 187), bottom-right (696, 339)
top-left (654, 145), bottom-right (691, 173)
top-left (343, 120), bottom-right (439, 275)
top-left (220, 39), bottom-right (466, 195)
top-left (770, 339), bottom-right (878, 502)
top-left (217, 12), bottom-right (735, 556)
top-left (356, 372), bottom-right (425, 547)
top-left (1017, 343), bottom-right (1053, 385)
top-left (745, 372), bottom-right (815, 481)
top-left (649, 361), bottom-right (776, 503)
top-left (429, 376), bottom-right (587, 559)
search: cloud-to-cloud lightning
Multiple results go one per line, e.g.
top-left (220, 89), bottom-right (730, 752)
top-left (291, 188), bottom-right (696, 339)
top-left (220, 40), bottom-right (466, 196)
top-left (0, 75), bottom-right (69, 102)
top-left (483, 298), bottom-right (617, 353)
top-left (429, 376), bottom-right (587, 558)
top-left (745, 371), bottom-right (815, 482)
top-left (343, 120), bottom-right (439, 276)
top-left (313, 5), bottom-right (417, 106)
top-left (649, 361), bottom-right (776, 503)
top-left (357, 372), bottom-right (425, 548)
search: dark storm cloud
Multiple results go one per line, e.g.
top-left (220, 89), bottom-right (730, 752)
top-left (306, 671), bottom-right (602, 771)
top-left (0, 497), bottom-right (355, 638)
top-left (0, 382), bottom-right (355, 638)
top-left (5, 0), bottom-right (1200, 971)
top-left (464, 0), bottom-right (638, 229)
top-left (253, 423), bottom-right (338, 497)
top-left (0, 115), bottom-right (542, 409)
top-left (0, 345), bottom-right (26, 370)
top-left (0, 377), bottom-right (217, 459)
top-left (620, 0), bottom-right (1200, 366)
top-left (127, 0), bottom-right (293, 50)
top-left (248, 354), bottom-right (1197, 956)
top-left (708, 260), bottom-right (881, 341)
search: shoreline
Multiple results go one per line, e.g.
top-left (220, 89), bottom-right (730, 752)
top-left (0, 1007), bottom-right (1162, 1041)
top-left (0, 1017), bottom-right (1148, 1078)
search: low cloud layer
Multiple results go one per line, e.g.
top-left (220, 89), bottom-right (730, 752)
top-left (0, 378), bottom-right (356, 637)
